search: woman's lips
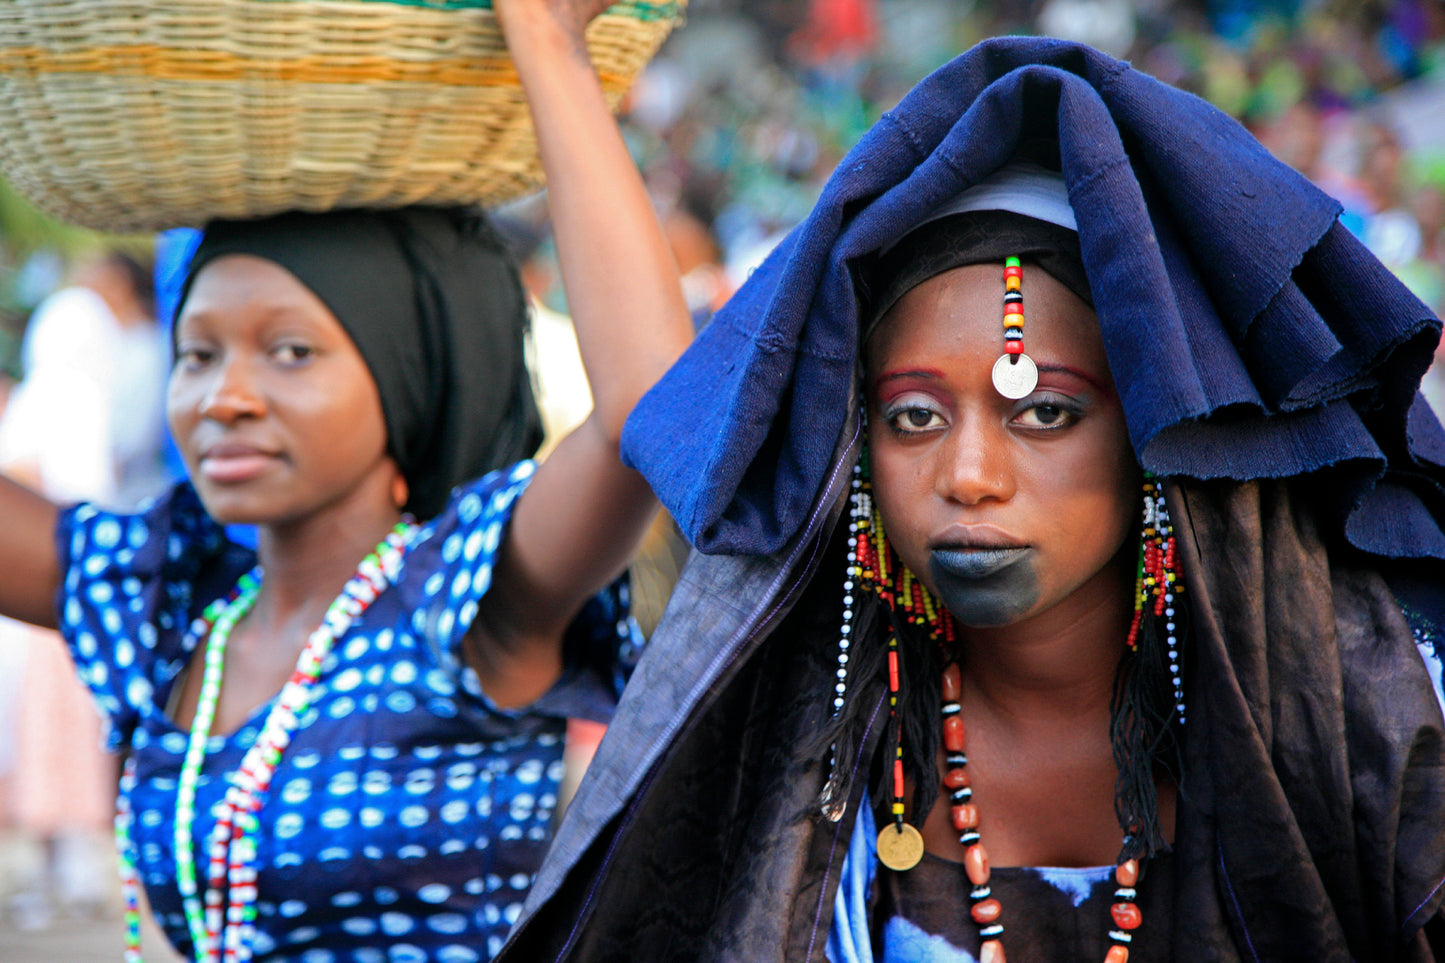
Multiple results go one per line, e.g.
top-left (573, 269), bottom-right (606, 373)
top-left (199, 447), bottom-right (278, 483)
top-left (930, 546), bottom-right (1032, 579)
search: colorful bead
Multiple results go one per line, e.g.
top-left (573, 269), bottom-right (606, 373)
top-left (963, 843), bottom-right (991, 886)
top-left (972, 898), bottom-right (1003, 924)
top-left (950, 803), bottom-right (979, 831)
top-left (1111, 902), bottom-right (1143, 930)
top-left (1002, 259), bottom-right (1024, 364)
top-left (1105, 947), bottom-right (1130, 963)
top-left (941, 664), bottom-right (961, 701)
top-left (943, 714), bottom-right (967, 751)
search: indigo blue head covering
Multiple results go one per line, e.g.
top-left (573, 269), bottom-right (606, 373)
top-left (179, 206), bottom-right (543, 521)
top-left (620, 36), bottom-right (1444, 571)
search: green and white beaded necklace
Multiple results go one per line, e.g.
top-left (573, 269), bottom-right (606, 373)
top-left (115, 518), bottom-right (415, 963)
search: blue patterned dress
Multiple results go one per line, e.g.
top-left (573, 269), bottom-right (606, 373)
top-left (57, 461), bottom-right (642, 962)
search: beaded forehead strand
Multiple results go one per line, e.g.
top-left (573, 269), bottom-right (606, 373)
top-left (991, 256), bottom-right (1039, 399)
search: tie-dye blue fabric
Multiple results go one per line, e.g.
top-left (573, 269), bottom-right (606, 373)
top-left (56, 461), bottom-right (641, 962)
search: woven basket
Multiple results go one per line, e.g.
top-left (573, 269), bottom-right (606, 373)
top-left (0, 0), bottom-right (684, 233)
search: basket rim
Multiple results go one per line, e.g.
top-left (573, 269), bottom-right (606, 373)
top-left (0, 0), bottom-right (687, 232)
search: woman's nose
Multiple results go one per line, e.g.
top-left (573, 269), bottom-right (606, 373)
top-left (199, 359), bottom-right (265, 423)
top-left (933, 417), bottom-right (1015, 505)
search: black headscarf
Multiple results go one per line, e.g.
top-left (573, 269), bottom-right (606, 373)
top-left (178, 206), bottom-right (544, 520)
top-left (858, 208), bottom-right (1092, 340)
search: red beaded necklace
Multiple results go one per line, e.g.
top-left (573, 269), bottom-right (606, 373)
top-left (938, 661), bottom-right (1144, 963)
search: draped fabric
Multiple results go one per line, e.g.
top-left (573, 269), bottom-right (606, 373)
top-left (1167, 478), bottom-right (1445, 961)
top-left (620, 37), bottom-right (1445, 587)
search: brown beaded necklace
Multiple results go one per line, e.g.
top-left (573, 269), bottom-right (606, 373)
top-left (937, 661), bottom-right (1144, 963)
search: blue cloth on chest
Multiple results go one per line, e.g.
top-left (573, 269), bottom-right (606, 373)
top-left (620, 36), bottom-right (1444, 570)
top-left (54, 462), bottom-right (642, 962)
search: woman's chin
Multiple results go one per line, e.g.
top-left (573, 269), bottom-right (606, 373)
top-left (191, 487), bottom-right (279, 528)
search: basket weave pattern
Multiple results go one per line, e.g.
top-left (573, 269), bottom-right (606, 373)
top-left (0, 0), bottom-right (683, 232)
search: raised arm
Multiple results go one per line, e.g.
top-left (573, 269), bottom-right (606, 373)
top-left (467, 0), bottom-right (692, 703)
top-left (0, 474), bottom-right (63, 628)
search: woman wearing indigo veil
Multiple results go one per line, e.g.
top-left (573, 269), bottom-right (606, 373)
top-left (495, 35), bottom-right (1445, 963)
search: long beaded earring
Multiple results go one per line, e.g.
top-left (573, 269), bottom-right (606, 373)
top-left (816, 458), bottom-right (869, 823)
top-left (817, 451), bottom-right (871, 823)
top-left (1127, 474), bottom-right (1185, 723)
top-left (832, 445), bottom-right (953, 869)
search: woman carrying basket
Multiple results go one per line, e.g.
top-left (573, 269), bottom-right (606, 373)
top-left (496, 35), bottom-right (1445, 962)
top-left (0, 0), bottom-right (691, 959)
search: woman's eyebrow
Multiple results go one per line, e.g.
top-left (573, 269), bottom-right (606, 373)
top-left (872, 367), bottom-right (945, 390)
top-left (1036, 362), bottom-right (1114, 399)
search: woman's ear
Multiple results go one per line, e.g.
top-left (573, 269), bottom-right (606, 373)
top-left (392, 473), bottom-right (410, 511)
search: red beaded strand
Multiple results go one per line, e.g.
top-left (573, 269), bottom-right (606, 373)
top-left (992, 256), bottom-right (1039, 399)
top-left (1126, 476), bottom-right (1179, 650)
top-left (1002, 258), bottom-right (1025, 357)
top-left (845, 453), bottom-right (954, 866)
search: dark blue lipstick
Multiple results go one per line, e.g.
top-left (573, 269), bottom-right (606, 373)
top-left (928, 545), bottom-right (1038, 627)
top-left (931, 547), bottom-right (1032, 580)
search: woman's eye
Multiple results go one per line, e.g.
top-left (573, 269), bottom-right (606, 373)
top-left (886, 405), bottom-right (945, 433)
top-left (273, 343), bottom-right (315, 364)
top-left (174, 346), bottom-right (214, 369)
top-left (1014, 402), bottom-right (1078, 430)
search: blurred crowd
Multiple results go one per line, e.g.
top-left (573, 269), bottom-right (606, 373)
top-left (0, 246), bottom-right (172, 936)
top-left (1, 0), bottom-right (1445, 940)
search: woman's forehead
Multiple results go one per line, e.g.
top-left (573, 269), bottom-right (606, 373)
top-left (868, 263), bottom-right (1103, 363)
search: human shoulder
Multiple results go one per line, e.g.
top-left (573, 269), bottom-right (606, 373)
top-left (59, 480), bottom-right (239, 591)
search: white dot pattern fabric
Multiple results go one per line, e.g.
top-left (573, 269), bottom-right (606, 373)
top-left (57, 462), bottom-right (642, 961)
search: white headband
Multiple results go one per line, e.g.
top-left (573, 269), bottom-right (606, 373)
top-left (889, 161), bottom-right (1077, 250)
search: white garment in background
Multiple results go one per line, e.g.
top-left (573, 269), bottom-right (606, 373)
top-left (0, 285), bottom-right (170, 510)
top-left (528, 298), bottom-right (593, 454)
top-left (109, 323), bottom-right (171, 509)
top-left (0, 287), bottom-right (119, 503)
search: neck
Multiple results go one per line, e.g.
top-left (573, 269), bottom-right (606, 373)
top-left (953, 568), bottom-right (1131, 726)
top-left (248, 506), bottom-right (406, 637)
